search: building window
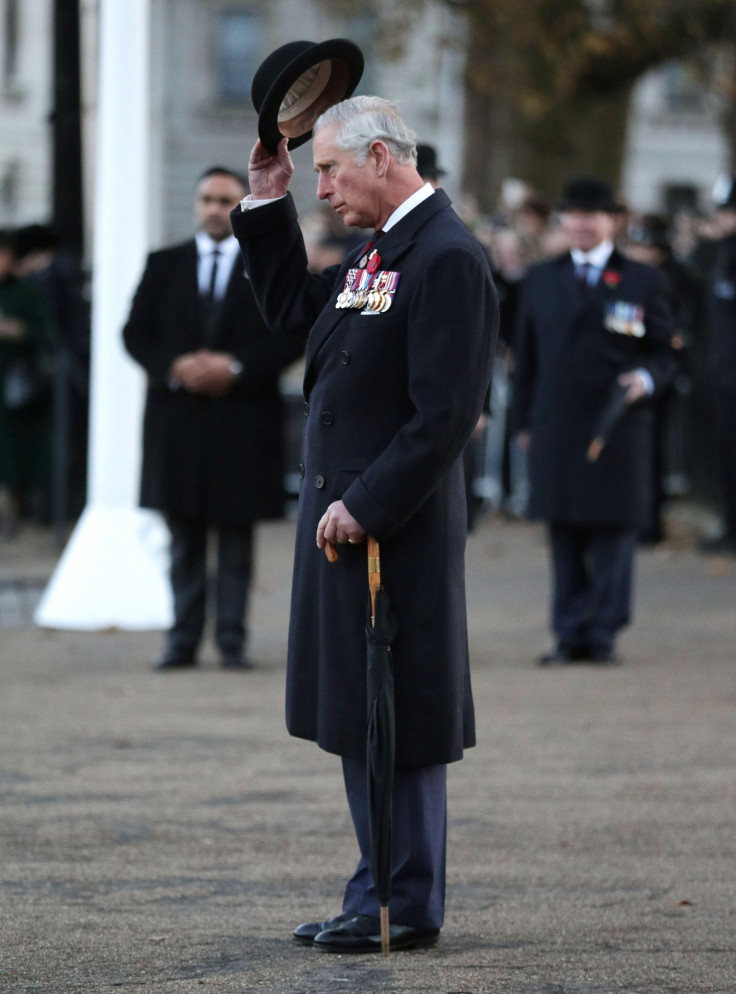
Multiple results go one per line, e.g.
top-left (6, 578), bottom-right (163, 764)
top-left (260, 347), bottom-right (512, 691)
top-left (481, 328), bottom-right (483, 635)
top-left (217, 9), bottom-right (263, 103)
top-left (3, 0), bottom-right (20, 91)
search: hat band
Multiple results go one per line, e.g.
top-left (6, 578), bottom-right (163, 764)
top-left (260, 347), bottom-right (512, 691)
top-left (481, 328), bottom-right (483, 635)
top-left (278, 61), bottom-right (331, 123)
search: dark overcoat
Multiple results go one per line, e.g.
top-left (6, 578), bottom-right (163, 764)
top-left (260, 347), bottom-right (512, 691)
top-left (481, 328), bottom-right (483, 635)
top-left (512, 250), bottom-right (676, 529)
top-left (708, 232), bottom-right (736, 395)
top-left (122, 240), bottom-right (303, 526)
top-left (232, 190), bottom-right (498, 767)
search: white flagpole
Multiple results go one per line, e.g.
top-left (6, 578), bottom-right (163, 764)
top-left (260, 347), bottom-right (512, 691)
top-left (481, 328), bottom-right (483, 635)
top-left (35, 0), bottom-right (172, 630)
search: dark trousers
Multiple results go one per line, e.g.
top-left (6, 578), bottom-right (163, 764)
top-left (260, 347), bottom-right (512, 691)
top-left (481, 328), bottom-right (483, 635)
top-left (167, 516), bottom-right (253, 657)
top-left (548, 523), bottom-right (637, 653)
top-left (341, 756), bottom-right (447, 931)
top-left (713, 389), bottom-right (736, 537)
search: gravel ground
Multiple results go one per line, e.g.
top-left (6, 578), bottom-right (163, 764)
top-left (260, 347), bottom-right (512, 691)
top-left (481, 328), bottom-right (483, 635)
top-left (0, 511), bottom-right (734, 993)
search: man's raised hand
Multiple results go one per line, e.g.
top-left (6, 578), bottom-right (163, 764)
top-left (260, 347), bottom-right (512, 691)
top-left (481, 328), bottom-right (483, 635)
top-left (248, 137), bottom-right (294, 200)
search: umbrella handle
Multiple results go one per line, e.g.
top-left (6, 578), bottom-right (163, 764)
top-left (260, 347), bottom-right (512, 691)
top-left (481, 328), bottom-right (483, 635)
top-left (324, 540), bottom-right (339, 563)
top-left (367, 535), bottom-right (380, 624)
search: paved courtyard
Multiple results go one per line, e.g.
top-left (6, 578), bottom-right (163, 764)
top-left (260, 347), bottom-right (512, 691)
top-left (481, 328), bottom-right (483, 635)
top-left (0, 511), bottom-right (734, 993)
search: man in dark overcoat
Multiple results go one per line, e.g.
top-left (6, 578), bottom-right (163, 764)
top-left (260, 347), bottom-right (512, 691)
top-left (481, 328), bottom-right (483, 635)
top-left (512, 178), bottom-right (676, 665)
top-left (123, 166), bottom-right (303, 670)
top-left (700, 176), bottom-right (736, 555)
top-left (232, 96), bottom-right (498, 951)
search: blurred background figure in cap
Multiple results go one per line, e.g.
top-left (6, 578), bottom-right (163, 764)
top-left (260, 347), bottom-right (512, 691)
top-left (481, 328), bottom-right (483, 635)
top-left (625, 214), bottom-right (704, 544)
top-left (415, 143), bottom-right (446, 189)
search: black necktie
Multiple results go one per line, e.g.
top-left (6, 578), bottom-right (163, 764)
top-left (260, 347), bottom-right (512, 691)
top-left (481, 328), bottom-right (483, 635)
top-left (576, 261), bottom-right (591, 292)
top-left (207, 249), bottom-right (220, 306)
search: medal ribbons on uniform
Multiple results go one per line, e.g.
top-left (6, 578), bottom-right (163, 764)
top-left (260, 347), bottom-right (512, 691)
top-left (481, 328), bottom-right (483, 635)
top-left (604, 300), bottom-right (646, 338)
top-left (335, 265), bottom-right (400, 314)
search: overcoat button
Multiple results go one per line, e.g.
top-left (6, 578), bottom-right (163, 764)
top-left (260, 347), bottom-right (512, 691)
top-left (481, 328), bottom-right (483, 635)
top-left (303, 402), bottom-right (310, 415)
top-left (298, 463), bottom-right (305, 478)
top-left (314, 475), bottom-right (325, 489)
top-left (320, 411), bottom-right (334, 425)
top-left (339, 350), bottom-right (350, 364)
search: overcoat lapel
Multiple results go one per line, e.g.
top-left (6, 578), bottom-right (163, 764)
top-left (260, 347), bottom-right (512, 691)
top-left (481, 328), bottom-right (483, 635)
top-left (176, 241), bottom-right (207, 346)
top-left (303, 189), bottom-right (453, 397)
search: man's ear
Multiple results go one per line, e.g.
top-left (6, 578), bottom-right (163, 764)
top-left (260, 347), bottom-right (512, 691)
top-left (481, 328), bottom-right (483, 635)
top-left (369, 140), bottom-right (391, 178)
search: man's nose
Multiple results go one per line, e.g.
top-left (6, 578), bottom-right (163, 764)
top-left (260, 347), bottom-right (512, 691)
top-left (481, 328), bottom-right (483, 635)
top-left (317, 175), bottom-right (331, 201)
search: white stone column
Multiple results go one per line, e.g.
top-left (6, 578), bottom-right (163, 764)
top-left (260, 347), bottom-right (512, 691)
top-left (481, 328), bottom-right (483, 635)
top-left (36, 0), bottom-right (172, 630)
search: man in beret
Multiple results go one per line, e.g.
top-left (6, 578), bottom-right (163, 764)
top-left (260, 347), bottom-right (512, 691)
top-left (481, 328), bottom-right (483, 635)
top-left (233, 95), bottom-right (498, 952)
top-left (512, 177), bottom-right (676, 665)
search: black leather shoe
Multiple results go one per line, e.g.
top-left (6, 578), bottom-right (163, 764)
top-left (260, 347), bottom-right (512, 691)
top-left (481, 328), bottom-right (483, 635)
top-left (154, 651), bottom-right (196, 670)
top-left (313, 914), bottom-right (440, 953)
top-left (221, 654), bottom-right (253, 670)
top-left (538, 647), bottom-right (572, 665)
top-left (538, 645), bottom-right (589, 666)
top-left (587, 646), bottom-right (621, 665)
top-left (293, 911), bottom-right (355, 945)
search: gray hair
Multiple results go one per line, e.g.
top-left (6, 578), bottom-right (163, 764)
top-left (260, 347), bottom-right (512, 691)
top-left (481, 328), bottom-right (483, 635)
top-left (314, 96), bottom-right (417, 167)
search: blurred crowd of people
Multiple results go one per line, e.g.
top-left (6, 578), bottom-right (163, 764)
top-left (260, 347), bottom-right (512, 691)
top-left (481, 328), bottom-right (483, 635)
top-left (0, 224), bottom-right (89, 538)
top-left (302, 152), bottom-right (733, 552)
top-left (2, 157), bottom-right (735, 555)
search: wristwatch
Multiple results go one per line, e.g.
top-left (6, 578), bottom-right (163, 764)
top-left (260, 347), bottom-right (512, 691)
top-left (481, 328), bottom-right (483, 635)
top-left (229, 359), bottom-right (244, 381)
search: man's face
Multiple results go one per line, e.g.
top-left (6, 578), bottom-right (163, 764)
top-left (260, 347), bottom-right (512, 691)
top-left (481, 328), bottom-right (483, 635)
top-left (313, 122), bottom-right (379, 229)
top-left (195, 173), bottom-right (245, 241)
top-left (560, 209), bottom-right (616, 252)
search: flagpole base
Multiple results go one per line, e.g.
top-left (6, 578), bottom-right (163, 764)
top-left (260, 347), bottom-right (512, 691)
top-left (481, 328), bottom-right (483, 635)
top-left (34, 505), bottom-right (173, 631)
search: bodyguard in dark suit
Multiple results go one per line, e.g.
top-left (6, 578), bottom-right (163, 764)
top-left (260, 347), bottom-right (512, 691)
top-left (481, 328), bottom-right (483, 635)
top-left (233, 96), bottom-right (497, 951)
top-left (512, 178), bottom-right (676, 664)
top-left (123, 167), bottom-right (303, 670)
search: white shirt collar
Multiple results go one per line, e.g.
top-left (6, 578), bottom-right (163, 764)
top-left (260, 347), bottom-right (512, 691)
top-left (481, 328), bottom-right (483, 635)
top-left (195, 231), bottom-right (239, 259)
top-left (381, 183), bottom-right (436, 233)
top-left (570, 240), bottom-right (614, 270)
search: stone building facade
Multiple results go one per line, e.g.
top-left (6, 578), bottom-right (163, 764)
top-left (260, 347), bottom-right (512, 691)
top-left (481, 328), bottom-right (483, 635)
top-left (0, 0), bottom-right (731, 252)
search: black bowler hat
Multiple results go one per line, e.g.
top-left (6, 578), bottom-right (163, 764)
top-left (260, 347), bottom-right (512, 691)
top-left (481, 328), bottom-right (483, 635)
top-left (557, 177), bottom-right (625, 214)
top-left (251, 39), bottom-right (364, 153)
top-left (416, 144), bottom-right (446, 180)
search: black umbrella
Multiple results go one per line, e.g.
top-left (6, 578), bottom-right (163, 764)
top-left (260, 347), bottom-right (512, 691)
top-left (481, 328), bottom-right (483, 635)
top-left (365, 536), bottom-right (397, 955)
top-left (586, 381), bottom-right (630, 462)
top-left (323, 535), bottom-right (397, 955)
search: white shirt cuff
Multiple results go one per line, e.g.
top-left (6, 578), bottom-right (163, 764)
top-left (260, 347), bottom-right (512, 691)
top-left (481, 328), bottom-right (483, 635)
top-left (240, 194), bottom-right (286, 211)
top-left (635, 368), bottom-right (654, 396)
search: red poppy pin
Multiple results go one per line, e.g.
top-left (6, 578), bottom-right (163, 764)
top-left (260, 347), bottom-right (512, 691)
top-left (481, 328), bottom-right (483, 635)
top-left (602, 270), bottom-right (621, 288)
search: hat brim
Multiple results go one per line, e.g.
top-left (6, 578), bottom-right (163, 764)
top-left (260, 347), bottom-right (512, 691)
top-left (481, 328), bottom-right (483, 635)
top-left (257, 39), bottom-right (364, 153)
top-left (556, 199), bottom-right (626, 214)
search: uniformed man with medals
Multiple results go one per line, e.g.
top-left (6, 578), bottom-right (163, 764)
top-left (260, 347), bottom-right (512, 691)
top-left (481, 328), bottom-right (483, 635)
top-left (233, 40), bottom-right (498, 953)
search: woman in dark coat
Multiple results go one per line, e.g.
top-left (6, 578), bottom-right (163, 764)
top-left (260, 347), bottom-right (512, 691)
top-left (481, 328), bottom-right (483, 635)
top-left (0, 231), bottom-right (52, 531)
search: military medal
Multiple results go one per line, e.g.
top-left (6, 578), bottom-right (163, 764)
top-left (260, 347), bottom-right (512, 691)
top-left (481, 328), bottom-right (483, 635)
top-left (337, 263), bottom-right (401, 314)
top-left (604, 300), bottom-right (645, 338)
top-left (359, 270), bottom-right (400, 314)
